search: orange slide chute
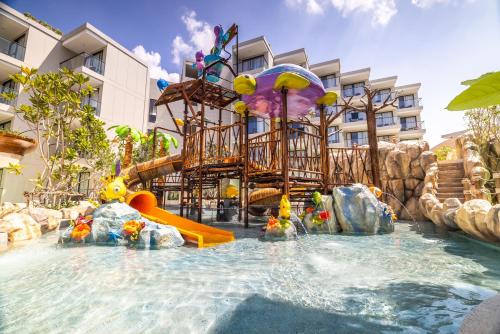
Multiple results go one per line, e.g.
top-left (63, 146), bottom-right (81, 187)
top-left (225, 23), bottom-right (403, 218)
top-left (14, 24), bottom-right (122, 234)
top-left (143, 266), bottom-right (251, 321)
top-left (126, 191), bottom-right (235, 248)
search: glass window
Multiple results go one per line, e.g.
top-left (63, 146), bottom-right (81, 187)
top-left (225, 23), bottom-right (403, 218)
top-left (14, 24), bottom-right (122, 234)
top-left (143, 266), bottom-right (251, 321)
top-left (77, 171), bottom-right (91, 196)
top-left (374, 88), bottom-right (391, 103)
top-left (239, 55), bottom-right (266, 72)
top-left (248, 116), bottom-right (268, 134)
top-left (346, 131), bottom-right (368, 146)
top-left (149, 99), bottom-right (157, 123)
top-left (343, 82), bottom-right (364, 97)
top-left (376, 111), bottom-right (394, 127)
top-left (320, 74), bottom-right (337, 89)
top-left (400, 116), bottom-right (417, 130)
top-left (399, 95), bottom-right (415, 108)
top-left (328, 126), bottom-right (340, 144)
top-left (289, 123), bottom-right (305, 139)
top-left (344, 109), bottom-right (366, 122)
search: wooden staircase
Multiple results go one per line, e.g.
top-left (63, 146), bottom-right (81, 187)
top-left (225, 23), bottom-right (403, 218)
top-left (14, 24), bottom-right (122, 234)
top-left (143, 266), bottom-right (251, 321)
top-left (437, 160), bottom-right (465, 203)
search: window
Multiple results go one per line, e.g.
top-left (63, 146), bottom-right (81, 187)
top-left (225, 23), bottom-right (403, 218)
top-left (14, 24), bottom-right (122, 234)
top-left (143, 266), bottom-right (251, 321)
top-left (0, 121), bottom-right (11, 130)
top-left (248, 116), bottom-right (268, 134)
top-left (374, 88), bottom-right (391, 103)
top-left (345, 109), bottom-right (366, 122)
top-left (399, 95), bottom-right (415, 108)
top-left (149, 99), bottom-right (157, 123)
top-left (400, 116), bottom-right (418, 130)
top-left (343, 82), bottom-right (364, 97)
top-left (320, 74), bottom-right (337, 89)
top-left (239, 55), bottom-right (266, 72)
top-left (346, 131), bottom-right (368, 146)
top-left (85, 50), bottom-right (105, 74)
top-left (82, 87), bottom-right (100, 116)
top-left (328, 126), bottom-right (340, 144)
top-left (376, 111), bottom-right (395, 127)
top-left (77, 171), bottom-right (91, 197)
top-left (315, 104), bottom-right (339, 117)
top-left (0, 79), bottom-right (16, 105)
top-left (7, 34), bottom-right (26, 60)
top-left (289, 122), bottom-right (305, 139)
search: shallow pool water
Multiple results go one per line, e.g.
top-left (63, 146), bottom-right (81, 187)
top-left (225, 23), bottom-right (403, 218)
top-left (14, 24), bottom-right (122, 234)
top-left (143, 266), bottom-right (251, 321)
top-left (0, 221), bottom-right (499, 334)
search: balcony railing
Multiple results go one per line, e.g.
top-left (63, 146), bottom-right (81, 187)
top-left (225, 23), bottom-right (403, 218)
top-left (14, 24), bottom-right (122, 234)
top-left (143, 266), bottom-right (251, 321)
top-left (401, 121), bottom-right (425, 131)
top-left (376, 116), bottom-right (398, 127)
top-left (344, 113), bottom-right (367, 123)
top-left (81, 97), bottom-right (101, 116)
top-left (321, 76), bottom-right (338, 89)
top-left (0, 36), bottom-right (25, 61)
top-left (346, 138), bottom-right (369, 147)
top-left (398, 97), bottom-right (422, 109)
top-left (60, 53), bottom-right (105, 75)
top-left (0, 85), bottom-right (17, 106)
top-left (236, 55), bottom-right (268, 73)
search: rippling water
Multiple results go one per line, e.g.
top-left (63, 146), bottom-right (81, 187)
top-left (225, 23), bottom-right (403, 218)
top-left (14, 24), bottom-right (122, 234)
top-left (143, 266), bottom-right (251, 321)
top-left (0, 221), bottom-right (499, 334)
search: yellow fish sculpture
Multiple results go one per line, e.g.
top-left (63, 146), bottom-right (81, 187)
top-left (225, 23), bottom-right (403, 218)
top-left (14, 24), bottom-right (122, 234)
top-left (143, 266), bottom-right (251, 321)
top-left (100, 160), bottom-right (128, 202)
top-left (279, 195), bottom-right (291, 219)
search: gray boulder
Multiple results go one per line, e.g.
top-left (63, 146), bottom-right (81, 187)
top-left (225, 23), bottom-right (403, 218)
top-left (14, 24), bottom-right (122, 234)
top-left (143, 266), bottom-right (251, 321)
top-left (332, 184), bottom-right (394, 234)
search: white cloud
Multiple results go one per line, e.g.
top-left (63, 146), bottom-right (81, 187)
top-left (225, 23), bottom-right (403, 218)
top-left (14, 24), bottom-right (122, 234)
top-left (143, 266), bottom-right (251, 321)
top-left (171, 10), bottom-right (214, 65)
top-left (132, 45), bottom-right (180, 83)
top-left (286, 0), bottom-right (469, 25)
top-left (411, 0), bottom-right (448, 8)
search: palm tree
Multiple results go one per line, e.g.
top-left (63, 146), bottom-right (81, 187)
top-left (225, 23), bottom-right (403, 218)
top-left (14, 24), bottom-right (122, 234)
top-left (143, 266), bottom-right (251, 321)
top-left (108, 125), bottom-right (141, 168)
top-left (153, 132), bottom-right (179, 157)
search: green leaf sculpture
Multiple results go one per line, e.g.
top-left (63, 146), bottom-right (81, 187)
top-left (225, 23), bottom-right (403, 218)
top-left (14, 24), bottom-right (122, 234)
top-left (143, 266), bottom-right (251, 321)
top-left (447, 72), bottom-right (500, 111)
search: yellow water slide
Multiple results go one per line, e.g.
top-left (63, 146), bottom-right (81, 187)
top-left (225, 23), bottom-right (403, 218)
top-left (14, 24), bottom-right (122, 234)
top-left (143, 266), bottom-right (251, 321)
top-left (126, 191), bottom-right (235, 248)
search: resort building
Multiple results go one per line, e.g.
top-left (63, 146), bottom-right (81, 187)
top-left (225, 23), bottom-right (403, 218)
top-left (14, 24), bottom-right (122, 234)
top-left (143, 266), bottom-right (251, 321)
top-left (0, 2), bottom-right (150, 203)
top-left (232, 36), bottom-right (425, 146)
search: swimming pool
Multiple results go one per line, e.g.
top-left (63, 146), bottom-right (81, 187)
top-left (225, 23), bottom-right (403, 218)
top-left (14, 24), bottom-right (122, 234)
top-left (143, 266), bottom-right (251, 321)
top-left (0, 221), bottom-right (499, 333)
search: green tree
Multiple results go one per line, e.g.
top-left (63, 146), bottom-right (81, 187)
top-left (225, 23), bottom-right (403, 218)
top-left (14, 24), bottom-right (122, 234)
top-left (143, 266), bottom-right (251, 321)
top-left (132, 131), bottom-right (179, 164)
top-left (108, 125), bottom-right (141, 168)
top-left (4, 67), bottom-right (112, 200)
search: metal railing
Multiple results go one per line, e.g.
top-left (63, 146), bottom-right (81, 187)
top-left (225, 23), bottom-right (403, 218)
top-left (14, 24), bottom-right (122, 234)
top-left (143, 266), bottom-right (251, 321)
top-left (401, 121), bottom-right (425, 131)
top-left (373, 92), bottom-right (396, 103)
top-left (0, 36), bottom-right (25, 61)
top-left (60, 52), bottom-right (105, 75)
top-left (81, 96), bottom-right (101, 116)
top-left (376, 116), bottom-right (398, 127)
top-left (398, 97), bottom-right (422, 109)
top-left (345, 138), bottom-right (369, 147)
top-left (0, 85), bottom-right (16, 106)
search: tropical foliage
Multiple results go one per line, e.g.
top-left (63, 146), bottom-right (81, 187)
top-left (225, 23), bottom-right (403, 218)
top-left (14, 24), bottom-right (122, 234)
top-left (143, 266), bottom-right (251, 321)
top-left (447, 71), bottom-right (500, 111)
top-left (3, 67), bottom-right (113, 202)
top-left (435, 145), bottom-right (454, 161)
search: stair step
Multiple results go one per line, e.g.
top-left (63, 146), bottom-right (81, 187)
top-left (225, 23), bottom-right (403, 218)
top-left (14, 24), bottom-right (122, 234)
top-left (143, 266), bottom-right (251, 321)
top-left (438, 177), bottom-right (464, 182)
top-left (439, 170), bottom-right (465, 176)
top-left (438, 186), bottom-right (464, 192)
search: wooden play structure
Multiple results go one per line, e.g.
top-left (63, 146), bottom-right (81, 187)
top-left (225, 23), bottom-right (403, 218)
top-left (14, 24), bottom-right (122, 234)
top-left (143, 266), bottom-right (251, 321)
top-left (127, 24), bottom-right (375, 227)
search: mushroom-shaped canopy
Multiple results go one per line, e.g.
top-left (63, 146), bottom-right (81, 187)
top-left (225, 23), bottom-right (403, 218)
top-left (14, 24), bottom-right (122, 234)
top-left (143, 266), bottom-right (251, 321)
top-left (234, 64), bottom-right (336, 119)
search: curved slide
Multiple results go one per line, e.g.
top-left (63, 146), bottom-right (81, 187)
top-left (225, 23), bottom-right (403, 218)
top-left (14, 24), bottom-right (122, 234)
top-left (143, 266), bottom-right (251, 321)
top-left (126, 191), bottom-right (234, 248)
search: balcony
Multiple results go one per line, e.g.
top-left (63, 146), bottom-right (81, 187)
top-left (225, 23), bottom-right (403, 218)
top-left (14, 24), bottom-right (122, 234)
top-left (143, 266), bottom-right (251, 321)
top-left (81, 96), bottom-right (101, 116)
top-left (0, 36), bottom-right (25, 61)
top-left (373, 92), bottom-right (396, 104)
top-left (60, 53), bottom-right (105, 76)
top-left (0, 85), bottom-right (16, 106)
top-left (376, 116), bottom-right (398, 127)
top-left (398, 97), bottom-right (422, 109)
top-left (401, 121), bottom-right (425, 132)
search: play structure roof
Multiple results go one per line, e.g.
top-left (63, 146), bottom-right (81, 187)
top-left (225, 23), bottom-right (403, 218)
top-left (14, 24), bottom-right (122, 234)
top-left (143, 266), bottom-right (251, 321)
top-left (155, 79), bottom-right (239, 110)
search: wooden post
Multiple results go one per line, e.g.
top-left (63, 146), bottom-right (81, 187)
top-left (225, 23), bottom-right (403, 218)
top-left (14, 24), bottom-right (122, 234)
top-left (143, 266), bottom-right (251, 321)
top-left (281, 87), bottom-right (290, 197)
top-left (198, 80), bottom-right (205, 223)
top-left (180, 102), bottom-right (188, 217)
top-left (244, 109), bottom-right (249, 228)
top-left (319, 104), bottom-right (329, 194)
top-left (366, 97), bottom-right (381, 188)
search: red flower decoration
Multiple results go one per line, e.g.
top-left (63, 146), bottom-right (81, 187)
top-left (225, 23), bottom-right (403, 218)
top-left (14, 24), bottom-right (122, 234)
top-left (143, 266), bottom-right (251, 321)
top-left (319, 211), bottom-right (330, 221)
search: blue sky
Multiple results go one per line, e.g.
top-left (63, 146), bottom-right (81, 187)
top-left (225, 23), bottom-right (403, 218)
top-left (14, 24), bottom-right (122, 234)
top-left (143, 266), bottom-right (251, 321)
top-left (5, 0), bottom-right (500, 146)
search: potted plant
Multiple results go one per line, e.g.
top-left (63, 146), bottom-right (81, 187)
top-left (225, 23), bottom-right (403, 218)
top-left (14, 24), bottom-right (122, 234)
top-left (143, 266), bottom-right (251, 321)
top-left (0, 130), bottom-right (36, 157)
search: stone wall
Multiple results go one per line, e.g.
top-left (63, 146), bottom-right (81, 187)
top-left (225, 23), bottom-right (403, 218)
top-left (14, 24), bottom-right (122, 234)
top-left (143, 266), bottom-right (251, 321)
top-left (419, 134), bottom-right (500, 243)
